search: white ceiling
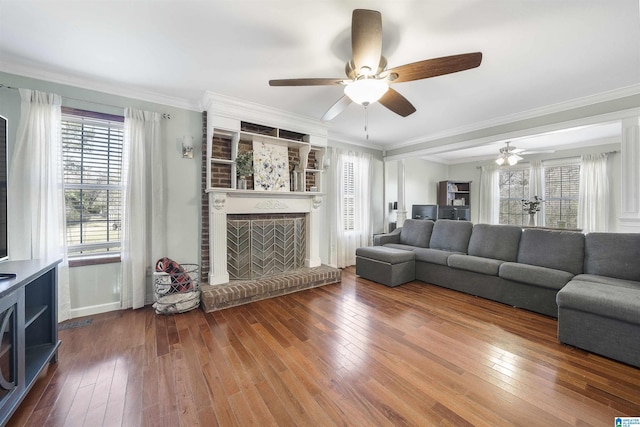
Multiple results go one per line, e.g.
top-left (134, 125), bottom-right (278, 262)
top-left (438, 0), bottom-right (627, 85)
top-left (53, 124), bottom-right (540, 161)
top-left (0, 0), bottom-right (638, 159)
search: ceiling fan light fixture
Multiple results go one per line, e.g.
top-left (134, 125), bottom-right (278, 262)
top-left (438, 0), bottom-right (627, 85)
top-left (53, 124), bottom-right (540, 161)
top-left (496, 141), bottom-right (522, 166)
top-left (344, 78), bottom-right (389, 105)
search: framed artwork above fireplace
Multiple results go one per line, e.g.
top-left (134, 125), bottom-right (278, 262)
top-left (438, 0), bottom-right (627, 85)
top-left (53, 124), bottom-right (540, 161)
top-left (252, 141), bottom-right (290, 192)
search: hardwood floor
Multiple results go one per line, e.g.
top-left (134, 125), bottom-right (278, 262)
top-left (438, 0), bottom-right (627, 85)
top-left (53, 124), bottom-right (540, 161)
top-left (8, 266), bottom-right (640, 426)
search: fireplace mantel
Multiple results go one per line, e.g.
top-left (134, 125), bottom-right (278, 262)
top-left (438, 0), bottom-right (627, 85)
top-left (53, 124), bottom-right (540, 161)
top-left (207, 190), bottom-right (323, 285)
top-left (207, 189), bottom-right (323, 213)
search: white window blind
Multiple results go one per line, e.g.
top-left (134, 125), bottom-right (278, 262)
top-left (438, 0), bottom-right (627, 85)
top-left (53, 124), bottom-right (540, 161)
top-left (343, 160), bottom-right (355, 231)
top-left (545, 163), bottom-right (580, 228)
top-left (61, 108), bottom-right (124, 256)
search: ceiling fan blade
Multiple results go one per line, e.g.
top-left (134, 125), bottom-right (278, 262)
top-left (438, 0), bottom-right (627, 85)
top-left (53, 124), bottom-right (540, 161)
top-left (388, 52), bottom-right (483, 83)
top-left (269, 78), bottom-right (346, 86)
top-left (378, 88), bottom-right (416, 117)
top-left (351, 9), bottom-right (382, 74)
top-left (321, 96), bottom-right (352, 121)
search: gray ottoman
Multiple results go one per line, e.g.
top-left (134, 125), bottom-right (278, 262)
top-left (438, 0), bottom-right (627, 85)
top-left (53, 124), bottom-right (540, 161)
top-left (355, 246), bottom-right (415, 287)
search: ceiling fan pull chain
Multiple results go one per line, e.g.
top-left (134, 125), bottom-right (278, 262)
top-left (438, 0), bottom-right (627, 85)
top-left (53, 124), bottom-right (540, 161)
top-left (364, 105), bottom-right (369, 140)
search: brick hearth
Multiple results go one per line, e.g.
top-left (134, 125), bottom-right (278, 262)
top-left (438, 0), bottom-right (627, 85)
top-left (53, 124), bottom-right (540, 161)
top-left (200, 265), bottom-right (341, 312)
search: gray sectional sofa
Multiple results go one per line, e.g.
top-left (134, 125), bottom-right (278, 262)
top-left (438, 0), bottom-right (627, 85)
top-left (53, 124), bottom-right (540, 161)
top-left (358, 219), bottom-right (640, 368)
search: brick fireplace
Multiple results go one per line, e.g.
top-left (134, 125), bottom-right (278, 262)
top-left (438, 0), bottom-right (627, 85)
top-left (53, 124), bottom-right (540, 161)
top-left (199, 189), bottom-right (340, 312)
top-left (199, 96), bottom-right (341, 311)
top-left (206, 189), bottom-right (324, 285)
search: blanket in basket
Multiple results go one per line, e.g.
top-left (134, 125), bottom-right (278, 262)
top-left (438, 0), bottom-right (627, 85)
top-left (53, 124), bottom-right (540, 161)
top-left (155, 257), bottom-right (192, 292)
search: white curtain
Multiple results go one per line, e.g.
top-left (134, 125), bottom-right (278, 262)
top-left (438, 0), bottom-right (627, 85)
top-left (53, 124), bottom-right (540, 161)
top-left (578, 153), bottom-right (609, 233)
top-left (8, 89), bottom-right (71, 321)
top-left (327, 147), bottom-right (372, 268)
top-left (478, 164), bottom-right (500, 224)
top-left (529, 160), bottom-right (545, 226)
top-left (121, 108), bottom-right (166, 309)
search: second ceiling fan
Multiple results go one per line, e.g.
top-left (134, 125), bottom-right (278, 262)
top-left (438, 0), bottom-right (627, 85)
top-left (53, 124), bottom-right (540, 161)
top-left (269, 9), bottom-right (483, 121)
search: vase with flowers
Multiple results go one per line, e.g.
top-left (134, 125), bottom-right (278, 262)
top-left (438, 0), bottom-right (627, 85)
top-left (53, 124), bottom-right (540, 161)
top-left (235, 150), bottom-right (253, 190)
top-left (522, 195), bottom-right (544, 226)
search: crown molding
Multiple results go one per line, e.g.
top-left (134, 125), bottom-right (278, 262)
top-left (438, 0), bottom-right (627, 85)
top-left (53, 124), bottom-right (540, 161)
top-left (325, 130), bottom-right (386, 151)
top-left (385, 83), bottom-right (640, 152)
top-left (0, 60), bottom-right (202, 111)
top-left (201, 91), bottom-right (329, 140)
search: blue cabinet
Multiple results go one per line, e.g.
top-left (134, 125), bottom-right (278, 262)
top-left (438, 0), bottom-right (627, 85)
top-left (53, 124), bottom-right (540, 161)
top-left (0, 289), bottom-right (21, 422)
top-left (0, 259), bottom-right (60, 426)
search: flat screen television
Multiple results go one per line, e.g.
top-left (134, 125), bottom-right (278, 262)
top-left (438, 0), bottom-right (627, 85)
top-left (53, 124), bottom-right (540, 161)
top-left (411, 204), bottom-right (438, 221)
top-left (0, 116), bottom-right (7, 260)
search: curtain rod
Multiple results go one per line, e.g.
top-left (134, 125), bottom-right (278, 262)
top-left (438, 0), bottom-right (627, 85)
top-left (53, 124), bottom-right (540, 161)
top-left (475, 150), bottom-right (619, 169)
top-left (0, 83), bottom-right (172, 119)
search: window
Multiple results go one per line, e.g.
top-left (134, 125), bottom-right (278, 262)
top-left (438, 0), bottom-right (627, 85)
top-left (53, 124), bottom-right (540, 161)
top-left (545, 163), bottom-right (580, 228)
top-left (61, 108), bottom-right (124, 258)
top-left (342, 160), bottom-right (355, 231)
top-left (499, 168), bottom-right (530, 225)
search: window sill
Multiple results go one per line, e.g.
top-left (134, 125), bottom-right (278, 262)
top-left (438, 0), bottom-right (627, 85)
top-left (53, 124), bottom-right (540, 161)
top-left (69, 254), bottom-right (121, 267)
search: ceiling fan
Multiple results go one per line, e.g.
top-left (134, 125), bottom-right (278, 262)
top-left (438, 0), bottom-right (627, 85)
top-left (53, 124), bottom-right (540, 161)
top-left (269, 9), bottom-right (483, 121)
top-left (495, 141), bottom-right (556, 166)
top-left (496, 142), bottom-right (524, 166)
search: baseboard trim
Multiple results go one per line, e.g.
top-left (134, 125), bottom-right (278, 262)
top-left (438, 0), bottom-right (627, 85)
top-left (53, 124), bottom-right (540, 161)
top-left (69, 301), bottom-right (121, 319)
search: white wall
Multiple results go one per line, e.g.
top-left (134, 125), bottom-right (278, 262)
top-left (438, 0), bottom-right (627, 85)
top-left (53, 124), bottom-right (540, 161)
top-left (385, 160), bottom-right (398, 228)
top-left (0, 71), bottom-right (202, 318)
top-left (404, 158), bottom-right (448, 213)
top-left (384, 158), bottom-right (448, 225)
top-left (69, 263), bottom-right (121, 317)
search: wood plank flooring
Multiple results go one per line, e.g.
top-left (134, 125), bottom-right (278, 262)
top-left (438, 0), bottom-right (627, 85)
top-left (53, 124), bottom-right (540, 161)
top-left (8, 266), bottom-right (640, 426)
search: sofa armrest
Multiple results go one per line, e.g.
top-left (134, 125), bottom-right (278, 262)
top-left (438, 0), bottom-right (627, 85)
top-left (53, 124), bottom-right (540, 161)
top-left (374, 228), bottom-right (402, 246)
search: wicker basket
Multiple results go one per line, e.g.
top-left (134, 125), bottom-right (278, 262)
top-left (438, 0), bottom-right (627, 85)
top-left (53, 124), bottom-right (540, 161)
top-left (153, 263), bottom-right (200, 314)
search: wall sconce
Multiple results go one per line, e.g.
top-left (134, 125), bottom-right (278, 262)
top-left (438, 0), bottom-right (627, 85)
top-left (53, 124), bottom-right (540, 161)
top-left (182, 135), bottom-right (194, 159)
top-left (393, 202), bottom-right (398, 210)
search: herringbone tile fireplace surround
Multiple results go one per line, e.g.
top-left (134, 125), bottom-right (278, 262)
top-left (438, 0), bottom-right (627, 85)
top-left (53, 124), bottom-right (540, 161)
top-left (227, 214), bottom-right (306, 280)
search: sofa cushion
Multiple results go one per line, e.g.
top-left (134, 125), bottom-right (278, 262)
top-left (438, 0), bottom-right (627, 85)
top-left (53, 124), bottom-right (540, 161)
top-left (429, 220), bottom-right (473, 253)
top-left (557, 280), bottom-right (640, 325)
top-left (384, 243), bottom-right (421, 252)
top-left (584, 232), bottom-right (640, 281)
top-left (467, 224), bottom-right (522, 262)
top-left (398, 219), bottom-right (434, 248)
top-left (516, 228), bottom-right (584, 275)
top-left (499, 262), bottom-right (574, 290)
top-left (413, 248), bottom-right (456, 266)
top-left (448, 254), bottom-right (504, 276)
top-left (571, 274), bottom-right (640, 289)
top-left (356, 246), bottom-right (415, 264)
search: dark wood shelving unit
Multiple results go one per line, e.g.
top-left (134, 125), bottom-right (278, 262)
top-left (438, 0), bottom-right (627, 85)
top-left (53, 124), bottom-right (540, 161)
top-left (437, 180), bottom-right (472, 221)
